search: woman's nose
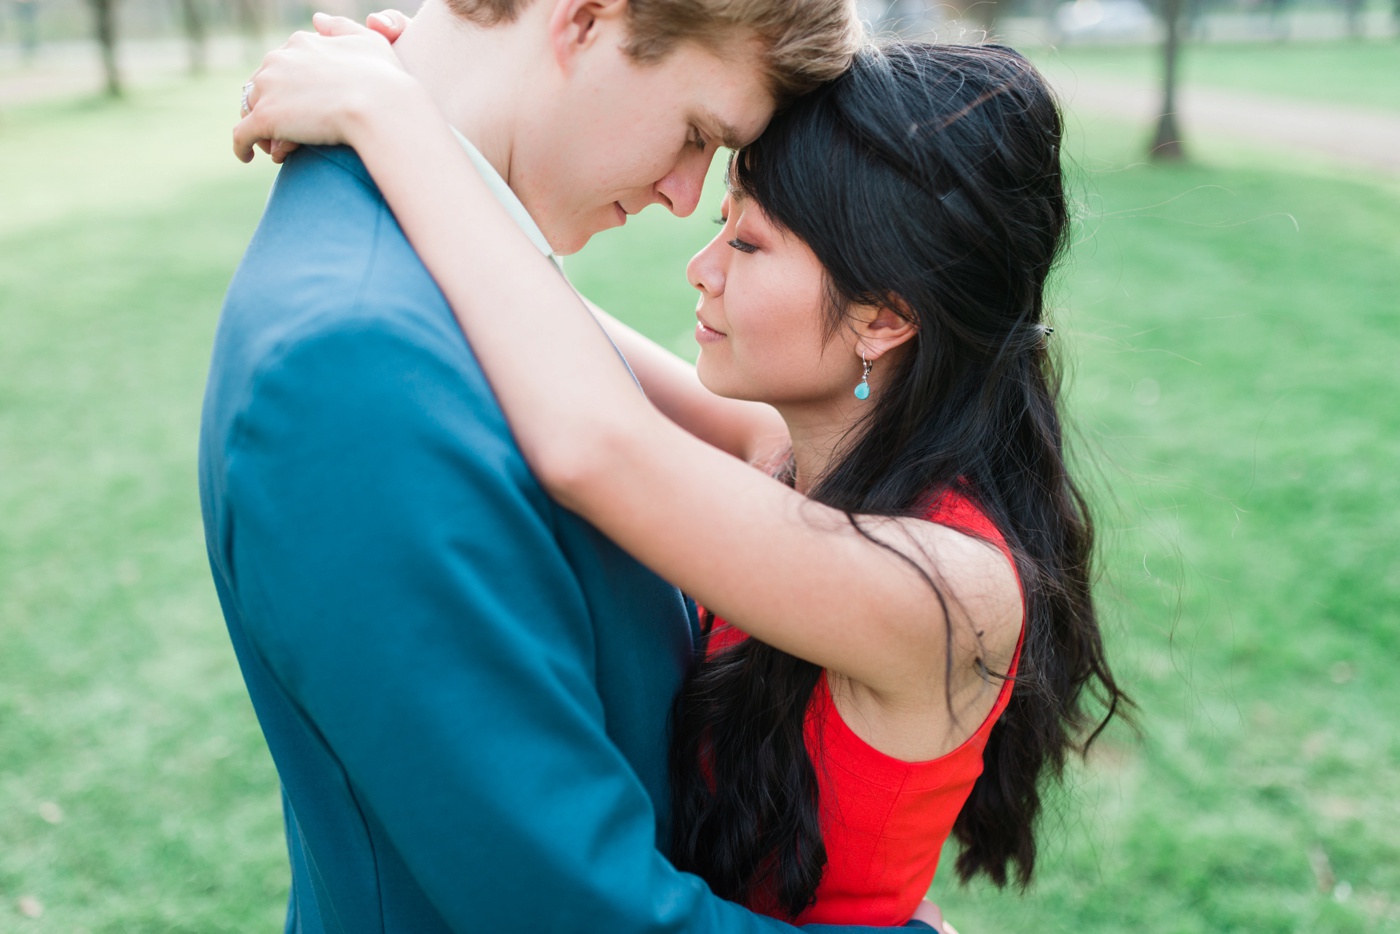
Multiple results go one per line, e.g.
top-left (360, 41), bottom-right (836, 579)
top-left (687, 235), bottom-right (727, 296)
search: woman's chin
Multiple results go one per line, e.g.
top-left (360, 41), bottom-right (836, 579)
top-left (696, 361), bottom-right (749, 403)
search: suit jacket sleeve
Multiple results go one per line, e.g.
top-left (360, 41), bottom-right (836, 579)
top-left (223, 310), bottom-right (895, 933)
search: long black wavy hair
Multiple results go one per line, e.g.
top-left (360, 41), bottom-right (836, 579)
top-left (668, 42), bottom-right (1132, 919)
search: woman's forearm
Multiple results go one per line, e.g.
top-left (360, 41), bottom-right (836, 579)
top-left (585, 302), bottom-right (787, 461)
top-left (229, 28), bottom-right (998, 698)
top-left (325, 93), bottom-right (996, 701)
top-left (346, 92), bottom-right (672, 497)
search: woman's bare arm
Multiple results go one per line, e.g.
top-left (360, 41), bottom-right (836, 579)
top-left (233, 27), bottom-right (1021, 704)
top-left (297, 9), bottom-right (786, 462)
top-left (585, 301), bottom-right (788, 462)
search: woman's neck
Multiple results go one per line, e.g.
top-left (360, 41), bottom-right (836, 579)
top-left (778, 395), bottom-right (869, 495)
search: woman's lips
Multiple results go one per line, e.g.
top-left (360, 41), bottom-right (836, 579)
top-left (695, 318), bottom-right (726, 345)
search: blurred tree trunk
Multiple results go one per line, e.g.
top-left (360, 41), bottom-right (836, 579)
top-left (16, 0), bottom-right (41, 62)
top-left (1150, 0), bottom-right (1186, 161)
top-left (1342, 0), bottom-right (1363, 38)
top-left (87, 0), bottom-right (122, 98)
top-left (1266, 0), bottom-right (1289, 42)
top-left (179, 0), bottom-right (208, 76)
top-left (964, 0), bottom-right (1001, 31)
top-left (232, 0), bottom-right (267, 57)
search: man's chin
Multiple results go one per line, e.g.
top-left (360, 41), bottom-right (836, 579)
top-left (526, 217), bottom-right (574, 255)
top-left (543, 209), bottom-right (630, 256)
top-left (548, 228), bottom-right (596, 257)
top-left (552, 241), bottom-right (586, 257)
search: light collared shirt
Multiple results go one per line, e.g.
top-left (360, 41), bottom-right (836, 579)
top-left (450, 129), bottom-right (644, 386)
top-left (450, 127), bottom-right (561, 268)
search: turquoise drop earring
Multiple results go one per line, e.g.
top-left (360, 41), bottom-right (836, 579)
top-left (854, 355), bottom-right (872, 400)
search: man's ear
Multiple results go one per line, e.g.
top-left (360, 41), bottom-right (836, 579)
top-left (548, 0), bottom-right (630, 69)
top-left (853, 296), bottom-right (919, 362)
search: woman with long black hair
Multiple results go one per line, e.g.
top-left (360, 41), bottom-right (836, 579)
top-left (234, 24), bottom-right (1130, 927)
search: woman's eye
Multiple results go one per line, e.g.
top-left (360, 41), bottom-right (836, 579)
top-left (727, 238), bottom-right (758, 254)
top-left (690, 129), bottom-right (708, 152)
top-left (713, 216), bottom-right (728, 227)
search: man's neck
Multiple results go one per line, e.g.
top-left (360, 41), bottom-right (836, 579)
top-left (391, 0), bottom-right (539, 183)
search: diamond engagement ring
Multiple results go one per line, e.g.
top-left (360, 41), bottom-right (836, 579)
top-left (240, 81), bottom-right (255, 117)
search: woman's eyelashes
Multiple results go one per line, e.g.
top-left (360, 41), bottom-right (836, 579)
top-left (714, 215), bottom-right (757, 253)
top-left (689, 127), bottom-right (708, 152)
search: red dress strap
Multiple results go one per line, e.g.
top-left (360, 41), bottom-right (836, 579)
top-left (701, 489), bottom-right (1024, 926)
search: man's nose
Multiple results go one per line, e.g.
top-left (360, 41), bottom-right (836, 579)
top-left (655, 153), bottom-right (710, 218)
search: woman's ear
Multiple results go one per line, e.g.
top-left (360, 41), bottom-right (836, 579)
top-left (548, 0), bottom-right (630, 69)
top-left (852, 296), bottom-right (918, 363)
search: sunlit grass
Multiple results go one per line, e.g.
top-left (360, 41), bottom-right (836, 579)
top-left (1, 75), bottom-right (284, 931)
top-left (2, 67), bottom-right (1397, 931)
top-left (906, 119), bottom-right (1400, 934)
top-left (571, 112), bottom-right (1400, 934)
top-left (1030, 39), bottom-right (1400, 112)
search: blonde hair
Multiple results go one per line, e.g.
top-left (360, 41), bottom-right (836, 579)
top-left (443, 0), bottom-right (861, 102)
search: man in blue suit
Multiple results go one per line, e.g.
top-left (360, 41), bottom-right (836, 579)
top-left (199, 0), bottom-right (918, 930)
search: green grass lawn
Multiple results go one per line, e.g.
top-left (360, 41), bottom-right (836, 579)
top-left (916, 119), bottom-right (1400, 933)
top-left (2, 71), bottom-right (1398, 931)
top-left (0, 78), bottom-right (286, 931)
top-left (1030, 40), bottom-right (1400, 113)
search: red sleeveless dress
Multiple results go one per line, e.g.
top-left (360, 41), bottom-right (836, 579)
top-left (703, 491), bottom-right (1024, 926)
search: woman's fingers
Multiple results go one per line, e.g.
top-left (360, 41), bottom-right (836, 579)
top-left (233, 111), bottom-right (298, 165)
top-left (311, 11), bottom-right (375, 37)
top-left (230, 23), bottom-right (410, 163)
top-left (233, 57), bottom-right (287, 162)
top-left (366, 9), bottom-right (411, 41)
top-left (270, 139), bottom-right (302, 164)
top-left (234, 105), bottom-right (273, 163)
top-left (910, 898), bottom-right (945, 931)
top-left (234, 73), bottom-right (263, 161)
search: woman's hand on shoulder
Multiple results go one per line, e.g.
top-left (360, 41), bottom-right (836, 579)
top-left (364, 9), bottom-right (413, 42)
top-left (234, 12), bottom-right (426, 164)
top-left (910, 898), bottom-right (948, 931)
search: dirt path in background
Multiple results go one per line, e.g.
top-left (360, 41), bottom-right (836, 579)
top-left (6, 38), bottom-right (1400, 175)
top-left (1037, 62), bottom-right (1400, 175)
top-left (0, 38), bottom-right (252, 109)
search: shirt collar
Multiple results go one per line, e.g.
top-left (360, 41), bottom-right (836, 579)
top-left (450, 127), bottom-right (559, 264)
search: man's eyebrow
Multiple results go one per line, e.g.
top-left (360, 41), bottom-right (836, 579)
top-left (721, 169), bottom-right (746, 200)
top-left (701, 110), bottom-right (751, 151)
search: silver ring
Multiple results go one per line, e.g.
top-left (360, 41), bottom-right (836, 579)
top-left (240, 80), bottom-right (255, 117)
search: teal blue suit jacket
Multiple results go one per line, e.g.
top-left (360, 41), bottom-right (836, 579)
top-left (199, 146), bottom-right (902, 933)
